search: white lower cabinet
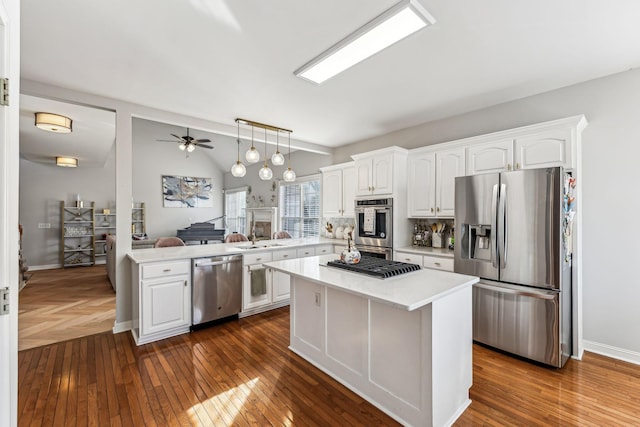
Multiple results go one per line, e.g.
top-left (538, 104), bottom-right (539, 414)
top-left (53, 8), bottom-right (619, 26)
top-left (394, 251), bottom-right (454, 272)
top-left (132, 259), bottom-right (191, 345)
top-left (271, 248), bottom-right (297, 303)
top-left (243, 251), bottom-right (273, 311)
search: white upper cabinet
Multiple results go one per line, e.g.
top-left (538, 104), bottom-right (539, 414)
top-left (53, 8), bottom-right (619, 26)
top-left (408, 151), bottom-right (436, 217)
top-left (466, 119), bottom-right (582, 175)
top-left (353, 147), bottom-right (406, 196)
top-left (515, 128), bottom-right (573, 170)
top-left (320, 162), bottom-right (356, 217)
top-left (466, 138), bottom-right (514, 175)
top-left (408, 147), bottom-right (464, 218)
top-left (436, 148), bottom-right (465, 217)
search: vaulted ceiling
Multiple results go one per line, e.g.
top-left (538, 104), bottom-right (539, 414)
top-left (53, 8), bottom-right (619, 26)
top-left (20, 0), bottom-right (640, 150)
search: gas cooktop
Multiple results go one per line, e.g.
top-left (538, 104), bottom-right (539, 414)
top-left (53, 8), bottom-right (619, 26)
top-left (326, 256), bottom-right (421, 279)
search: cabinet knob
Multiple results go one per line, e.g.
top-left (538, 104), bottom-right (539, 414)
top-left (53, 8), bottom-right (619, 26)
top-left (507, 163), bottom-right (512, 171)
top-left (163, 269), bottom-right (171, 273)
top-left (184, 280), bottom-right (187, 287)
top-left (436, 207), bottom-right (440, 212)
top-left (283, 254), bottom-right (289, 258)
top-left (516, 163), bottom-right (520, 170)
top-left (405, 258), bottom-right (411, 262)
top-left (434, 262), bottom-right (441, 267)
top-left (256, 257), bottom-right (262, 261)
top-left (431, 207), bottom-right (434, 212)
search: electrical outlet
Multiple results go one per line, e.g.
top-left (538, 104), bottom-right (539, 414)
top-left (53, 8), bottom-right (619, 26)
top-left (38, 223), bottom-right (51, 229)
top-left (314, 292), bottom-right (321, 306)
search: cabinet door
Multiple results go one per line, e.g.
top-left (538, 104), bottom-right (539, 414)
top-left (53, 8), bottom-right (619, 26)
top-left (407, 152), bottom-right (436, 217)
top-left (466, 139), bottom-right (514, 175)
top-left (371, 155), bottom-right (393, 195)
top-left (243, 265), bottom-right (272, 310)
top-left (354, 157), bottom-right (373, 196)
top-left (515, 128), bottom-right (573, 170)
top-left (394, 251), bottom-right (423, 266)
top-left (322, 169), bottom-right (343, 217)
top-left (271, 269), bottom-right (291, 302)
top-left (141, 275), bottom-right (190, 336)
top-left (423, 256), bottom-right (454, 272)
top-left (341, 165), bottom-right (357, 217)
top-left (436, 148), bottom-right (465, 217)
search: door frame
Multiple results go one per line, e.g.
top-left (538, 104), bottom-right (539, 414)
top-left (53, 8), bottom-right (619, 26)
top-left (0, 0), bottom-right (20, 425)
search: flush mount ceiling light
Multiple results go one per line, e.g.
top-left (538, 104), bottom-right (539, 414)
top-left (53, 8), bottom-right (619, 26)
top-left (35, 112), bottom-right (73, 133)
top-left (294, 0), bottom-right (436, 84)
top-left (56, 156), bottom-right (78, 167)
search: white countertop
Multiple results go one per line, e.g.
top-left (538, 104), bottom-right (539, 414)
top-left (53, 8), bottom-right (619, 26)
top-left (127, 237), bottom-right (336, 264)
top-left (265, 254), bottom-right (478, 311)
top-left (395, 246), bottom-right (455, 258)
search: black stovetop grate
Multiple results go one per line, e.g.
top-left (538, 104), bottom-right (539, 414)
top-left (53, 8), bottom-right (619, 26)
top-left (326, 256), bottom-right (421, 279)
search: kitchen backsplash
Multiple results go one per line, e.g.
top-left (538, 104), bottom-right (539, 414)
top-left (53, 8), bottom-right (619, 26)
top-left (322, 217), bottom-right (355, 239)
top-left (409, 218), bottom-right (454, 249)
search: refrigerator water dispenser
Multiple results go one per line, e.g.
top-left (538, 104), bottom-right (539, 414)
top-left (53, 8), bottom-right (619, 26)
top-left (462, 224), bottom-right (492, 261)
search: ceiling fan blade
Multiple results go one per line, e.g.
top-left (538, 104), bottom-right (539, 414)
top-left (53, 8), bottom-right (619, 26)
top-left (170, 133), bottom-right (186, 142)
top-left (157, 139), bottom-right (181, 143)
top-left (196, 144), bottom-right (214, 149)
top-left (195, 138), bottom-right (211, 143)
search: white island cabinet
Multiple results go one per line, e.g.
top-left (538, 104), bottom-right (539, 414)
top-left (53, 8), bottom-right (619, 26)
top-left (131, 259), bottom-right (191, 345)
top-left (265, 255), bottom-right (479, 427)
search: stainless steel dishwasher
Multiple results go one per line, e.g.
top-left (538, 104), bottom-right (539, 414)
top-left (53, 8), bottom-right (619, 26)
top-left (192, 254), bottom-right (243, 326)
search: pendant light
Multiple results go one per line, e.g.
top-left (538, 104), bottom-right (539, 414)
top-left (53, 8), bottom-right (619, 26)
top-left (245, 125), bottom-right (260, 163)
top-left (283, 131), bottom-right (296, 182)
top-left (231, 122), bottom-right (247, 177)
top-left (271, 130), bottom-right (285, 166)
top-left (259, 128), bottom-right (273, 181)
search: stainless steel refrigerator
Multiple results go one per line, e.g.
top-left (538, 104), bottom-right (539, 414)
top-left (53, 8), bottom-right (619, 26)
top-left (454, 167), bottom-right (572, 367)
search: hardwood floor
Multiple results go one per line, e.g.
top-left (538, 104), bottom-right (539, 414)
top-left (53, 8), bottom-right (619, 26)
top-left (18, 306), bottom-right (640, 426)
top-left (18, 265), bottom-right (115, 351)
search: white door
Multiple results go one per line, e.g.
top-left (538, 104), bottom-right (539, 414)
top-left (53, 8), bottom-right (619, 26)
top-left (354, 157), bottom-right (372, 196)
top-left (371, 155), bottom-right (393, 195)
top-left (436, 148), bottom-right (465, 217)
top-left (466, 138), bottom-right (514, 175)
top-left (321, 169), bottom-right (342, 217)
top-left (515, 128), bottom-right (573, 170)
top-left (0, 1), bottom-right (19, 425)
top-left (341, 165), bottom-right (357, 217)
top-left (408, 152), bottom-right (436, 217)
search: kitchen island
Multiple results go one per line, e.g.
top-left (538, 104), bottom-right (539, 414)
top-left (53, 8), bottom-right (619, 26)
top-left (265, 254), bottom-right (479, 427)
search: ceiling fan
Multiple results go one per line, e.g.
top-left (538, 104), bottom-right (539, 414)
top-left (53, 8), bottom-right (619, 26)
top-left (157, 128), bottom-right (214, 153)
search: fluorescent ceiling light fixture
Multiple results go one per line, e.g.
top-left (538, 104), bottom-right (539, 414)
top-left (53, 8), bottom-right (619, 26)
top-left (35, 112), bottom-right (73, 133)
top-left (294, 0), bottom-right (435, 84)
top-left (56, 156), bottom-right (78, 167)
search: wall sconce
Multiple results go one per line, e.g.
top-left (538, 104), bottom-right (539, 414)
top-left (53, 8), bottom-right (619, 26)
top-left (35, 112), bottom-right (73, 133)
top-left (56, 156), bottom-right (78, 167)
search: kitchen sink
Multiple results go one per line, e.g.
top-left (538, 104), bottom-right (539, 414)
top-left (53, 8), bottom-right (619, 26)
top-left (235, 243), bottom-right (285, 250)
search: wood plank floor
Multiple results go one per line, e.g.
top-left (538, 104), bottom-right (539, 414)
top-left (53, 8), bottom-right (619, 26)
top-left (18, 306), bottom-right (640, 426)
top-left (18, 265), bottom-right (115, 351)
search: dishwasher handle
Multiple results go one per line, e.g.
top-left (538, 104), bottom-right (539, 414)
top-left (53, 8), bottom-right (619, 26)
top-left (194, 257), bottom-right (242, 268)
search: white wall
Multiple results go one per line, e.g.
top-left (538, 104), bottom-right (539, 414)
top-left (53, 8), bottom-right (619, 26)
top-left (334, 68), bottom-right (640, 361)
top-left (19, 145), bottom-right (116, 267)
top-left (132, 118), bottom-right (225, 238)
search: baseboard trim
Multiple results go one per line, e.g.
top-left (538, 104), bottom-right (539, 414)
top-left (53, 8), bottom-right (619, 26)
top-left (29, 264), bottom-right (61, 271)
top-left (113, 320), bottom-right (132, 334)
top-left (583, 340), bottom-right (640, 365)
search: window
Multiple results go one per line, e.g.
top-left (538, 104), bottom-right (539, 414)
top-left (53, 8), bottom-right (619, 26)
top-left (224, 187), bottom-right (247, 235)
top-left (279, 175), bottom-right (321, 238)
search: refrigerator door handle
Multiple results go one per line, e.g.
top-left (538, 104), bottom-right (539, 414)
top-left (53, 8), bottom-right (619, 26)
top-left (491, 184), bottom-right (499, 268)
top-left (474, 282), bottom-right (556, 300)
top-left (498, 183), bottom-right (507, 268)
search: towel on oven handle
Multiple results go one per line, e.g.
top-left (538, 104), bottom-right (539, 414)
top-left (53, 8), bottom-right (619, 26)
top-left (363, 207), bottom-right (375, 234)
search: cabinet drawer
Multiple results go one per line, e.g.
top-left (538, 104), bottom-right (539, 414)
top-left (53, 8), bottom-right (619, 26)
top-left (315, 244), bottom-right (334, 255)
top-left (141, 260), bottom-right (190, 280)
top-left (395, 252), bottom-right (423, 266)
top-left (272, 248), bottom-right (297, 261)
top-left (296, 247), bottom-right (316, 258)
top-left (423, 256), bottom-right (454, 272)
top-left (243, 252), bottom-right (273, 265)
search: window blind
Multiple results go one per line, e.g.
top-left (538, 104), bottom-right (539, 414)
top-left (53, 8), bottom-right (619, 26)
top-left (224, 187), bottom-right (247, 235)
top-left (279, 176), bottom-right (321, 238)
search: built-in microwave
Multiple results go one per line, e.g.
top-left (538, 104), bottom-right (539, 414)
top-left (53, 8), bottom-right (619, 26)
top-left (353, 198), bottom-right (393, 249)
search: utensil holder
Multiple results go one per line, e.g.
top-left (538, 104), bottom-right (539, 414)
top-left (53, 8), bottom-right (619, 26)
top-left (432, 232), bottom-right (444, 248)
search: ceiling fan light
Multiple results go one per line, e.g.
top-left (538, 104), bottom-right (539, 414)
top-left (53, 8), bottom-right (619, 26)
top-left (56, 156), bottom-right (78, 167)
top-left (178, 143), bottom-right (187, 151)
top-left (231, 161), bottom-right (246, 177)
top-left (283, 167), bottom-right (296, 182)
top-left (35, 112), bottom-right (73, 133)
top-left (186, 144), bottom-right (196, 152)
top-left (259, 164), bottom-right (273, 181)
top-left (271, 151), bottom-right (285, 166)
top-left (246, 146), bottom-right (260, 163)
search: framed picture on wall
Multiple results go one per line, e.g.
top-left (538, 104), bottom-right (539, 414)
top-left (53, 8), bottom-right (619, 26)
top-left (162, 175), bottom-right (213, 208)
